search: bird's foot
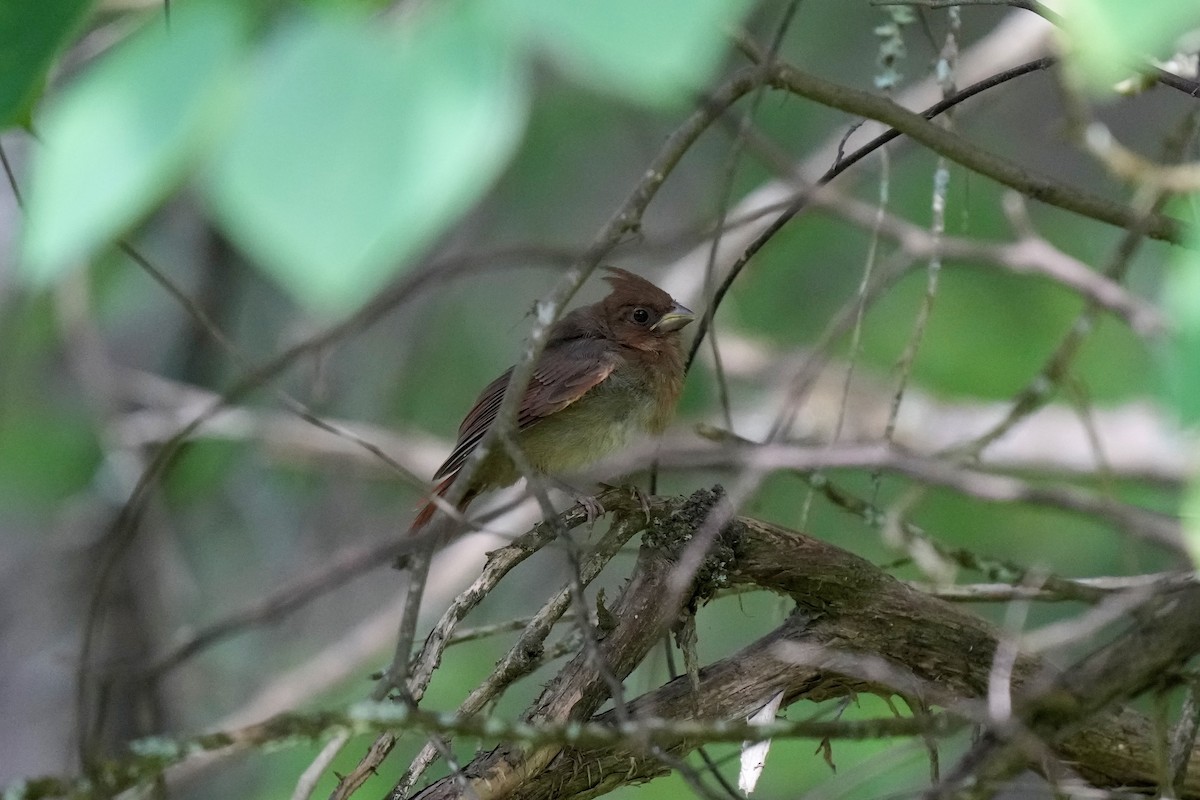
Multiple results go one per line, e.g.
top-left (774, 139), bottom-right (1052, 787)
top-left (576, 494), bottom-right (605, 524)
top-left (630, 485), bottom-right (651, 517)
top-left (551, 479), bottom-right (605, 523)
top-left (595, 482), bottom-right (651, 517)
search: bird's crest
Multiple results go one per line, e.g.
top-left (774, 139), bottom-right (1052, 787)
top-left (602, 267), bottom-right (673, 307)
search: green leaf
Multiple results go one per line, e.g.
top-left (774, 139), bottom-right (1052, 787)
top-left (507, 0), bottom-right (751, 105)
top-left (20, 1), bottom-right (246, 284)
top-left (1059, 0), bottom-right (1200, 91)
top-left (0, 407), bottom-right (99, 511)
top-left (1182, 478), bottom-right (1200, 570)
top-left (0, 0), bottom-right (93, 129)
top-left (1161, 243), bottom-right (1200, 425)
top-left (204, 5), bottom-right (528, 314)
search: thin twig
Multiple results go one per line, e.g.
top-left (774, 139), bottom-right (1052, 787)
top-left (654, 438), bottom-right (1184, 552)
top-left (395, 505), bottom-right (647, 795)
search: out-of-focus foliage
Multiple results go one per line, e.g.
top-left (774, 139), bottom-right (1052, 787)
top-left (17, 0), bottom-right (754, 312)
top-left (1167, 231), bottom-right (1200, 565)
top-left (203, 4), bottom-right (527, 310)
top-left (1058, 0), bottom-right (1200, 91)
top-left (0, 0), bottom-right (92, 128)
top-left (1, 0), bottom-right (1198, 798)
top-left (504, 0), bottom-right (753, 105)
top-left (1163, 248), bottom-right (1200, 424)
top-left (22, 1), bottom-right (247, 283)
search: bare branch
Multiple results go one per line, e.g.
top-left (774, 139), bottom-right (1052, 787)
top-left (414, 491), bottom-right (1200, 799)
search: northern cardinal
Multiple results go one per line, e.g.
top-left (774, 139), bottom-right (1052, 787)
top-left (410, 268), bottom-right (694, 531)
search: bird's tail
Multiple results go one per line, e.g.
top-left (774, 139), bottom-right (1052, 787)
top-left (409, 475), bottom-right (474, 533)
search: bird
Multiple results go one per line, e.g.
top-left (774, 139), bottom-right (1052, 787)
top-left (410, 267), bottom-right (694, 532)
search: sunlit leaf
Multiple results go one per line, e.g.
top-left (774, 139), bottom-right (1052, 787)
top-left (21, 1), bottom-right (246, 284)
top-left (507, 0), bottom-right (752, 105)
top-left (204, 4), bottom-right (528, 313)
top-left (1058, 0), bottom-right (1200, 92)
top-left (1161, 244), bottom-right (1200, 425)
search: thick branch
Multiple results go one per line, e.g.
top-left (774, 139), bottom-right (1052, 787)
top-left (412, 491), bottom-right (734, 800)
top-left (417, 492), bottom-right (1200, 799)
top-left (766, 65), bottom-right (1186, 244)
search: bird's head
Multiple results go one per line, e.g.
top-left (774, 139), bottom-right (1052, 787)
top-left (599, 267), bottom-right (694, 351)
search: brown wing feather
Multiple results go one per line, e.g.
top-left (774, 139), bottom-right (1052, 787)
top-left (432, 338), bottom-right (617, 481)
top-left (410, 474), bottom-right (468, 531)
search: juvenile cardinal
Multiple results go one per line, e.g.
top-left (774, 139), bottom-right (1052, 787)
top-left (410, 268), bottom-right (694, 531)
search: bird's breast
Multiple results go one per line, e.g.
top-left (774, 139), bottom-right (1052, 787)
top-left (517, 366), bottom-right (672, 474)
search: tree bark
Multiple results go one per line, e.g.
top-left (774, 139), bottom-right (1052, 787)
top-left (413, 489), bottom-right (1200, 799)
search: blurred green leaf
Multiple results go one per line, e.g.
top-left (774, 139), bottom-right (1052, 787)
top-left (508, 0), bottom-right (751, 105)
top-left (0, 408), bottom-right (99, 511)
top-left (204, 4), bottom-right (528, 314)
top-left (1168, 215), bottom-right (1200, 570)
top-left (299, 0), bottom-right (393, 9)
top-left (1161, 244), bottom-right (1200, 425)
top-left (1183, 480), bottom-right (1200, 569)
top-left (1059, 0), bottom-right (1200, 91)
top-left (165, 441), bottom-right (240, 506)
top-left (0, 0), bottom-right (93, 129)
top-left (21, 1), bottom-right (246, 284)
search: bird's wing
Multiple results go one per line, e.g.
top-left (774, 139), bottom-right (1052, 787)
top-left (432, 338), bottom-right (617, 481)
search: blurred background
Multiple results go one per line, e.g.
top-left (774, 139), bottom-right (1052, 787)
top-left (1, 0), bottom-right (1197, 797)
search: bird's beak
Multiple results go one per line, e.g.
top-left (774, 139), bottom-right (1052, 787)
top-left (653, 301), bottom-right (695, 332)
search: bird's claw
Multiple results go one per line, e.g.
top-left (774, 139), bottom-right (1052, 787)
top-left (552, 479), bottom-right (606, 523)
top-left (577, 494), bottom-right (605, 524)
top-left (630, 485), bottom-right (651, 517)
top-left (596, 482), bottom-right (651, 517)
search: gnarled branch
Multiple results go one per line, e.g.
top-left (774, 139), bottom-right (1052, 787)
top-left (415, 489), bottom-right (1200, 800)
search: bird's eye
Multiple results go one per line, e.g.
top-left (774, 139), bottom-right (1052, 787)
top-left (631, 308), bottom-right (651, 325)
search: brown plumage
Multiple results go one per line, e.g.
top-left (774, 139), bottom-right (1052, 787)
top-left (410, 268), bottom-right (693, 531)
